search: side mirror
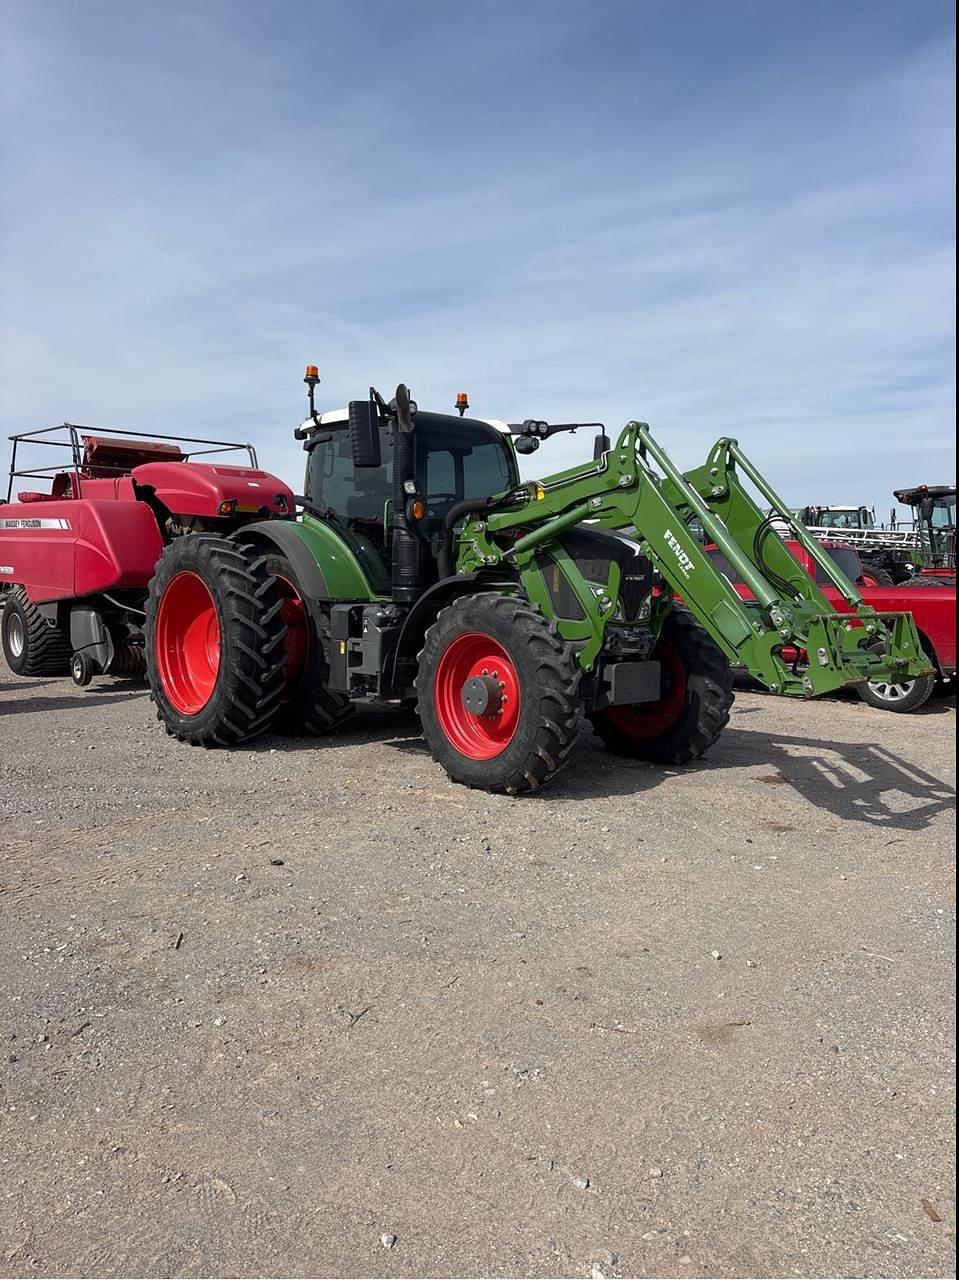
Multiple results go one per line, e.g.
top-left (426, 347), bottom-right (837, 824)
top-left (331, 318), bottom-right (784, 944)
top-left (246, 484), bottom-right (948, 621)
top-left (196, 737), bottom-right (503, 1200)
top-left (593, 432), bottom-right (611, 460)
top-left (919, 495), bottom-right (935, 521)
top-left (514, 436), bottom-right (540, 455)
top-left (348, 400), bottom-right (381, 468)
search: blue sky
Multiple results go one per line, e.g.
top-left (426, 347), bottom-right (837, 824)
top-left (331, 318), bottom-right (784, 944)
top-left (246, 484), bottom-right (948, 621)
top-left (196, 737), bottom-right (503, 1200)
top-left (1, 0), bottom-right (955, 518)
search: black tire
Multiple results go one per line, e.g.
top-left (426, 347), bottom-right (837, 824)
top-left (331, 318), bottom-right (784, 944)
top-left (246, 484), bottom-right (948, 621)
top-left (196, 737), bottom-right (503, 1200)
top-left (900, 573), bottom-right (957, 588)
top-left (590, 610), bottom-right (734, 762)
top-left (70, 651), bottom-right (95, 687)
top-left (416, 593), bottom-right (581, 794)
top-left (1, 587), bottom-right (70, 676)
top-left (145, 536), bottom-right (288, 747)
top-left (857, 673), bottom-right (936, 713)
top-left (859, 563), bottom-right (894, 586)
top-left (260, 553), bottom-right (352, 736)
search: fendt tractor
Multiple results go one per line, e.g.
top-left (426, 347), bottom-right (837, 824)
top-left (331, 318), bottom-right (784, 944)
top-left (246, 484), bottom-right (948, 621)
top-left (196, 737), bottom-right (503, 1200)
top-left (133, 370), bottom-right (930, 793)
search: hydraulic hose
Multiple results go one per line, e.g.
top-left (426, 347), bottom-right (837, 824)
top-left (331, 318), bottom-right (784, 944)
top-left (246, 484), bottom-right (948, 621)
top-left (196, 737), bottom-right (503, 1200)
top-left (753, 516), bottom-right (798, 601)
top-left (437, 496), bottom-right (496, 580)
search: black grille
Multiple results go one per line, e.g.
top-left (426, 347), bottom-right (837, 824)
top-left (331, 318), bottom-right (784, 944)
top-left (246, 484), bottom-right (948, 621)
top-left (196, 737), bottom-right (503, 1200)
top-left (533, 527), bottom-right (653, 622)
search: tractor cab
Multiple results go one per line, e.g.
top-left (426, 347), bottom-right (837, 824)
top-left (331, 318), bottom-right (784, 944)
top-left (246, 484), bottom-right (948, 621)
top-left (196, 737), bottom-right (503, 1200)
top-left (302, 404), bottom-right (518, 585)
top-left (893, 483), bottom-right (957, 573)
top-left (799, 504), bottom-right (875, 531)
top-left (294, 370), bottom-right (614, 615)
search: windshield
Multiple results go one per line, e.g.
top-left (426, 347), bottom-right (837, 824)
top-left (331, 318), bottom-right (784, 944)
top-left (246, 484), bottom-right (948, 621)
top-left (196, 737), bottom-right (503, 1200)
top-left (932, 499), bottom-right (956, 529)
top-left (818, 510), bottom-right (871, 530)
top-left (413, 414), bottom-right (516, 520)
top-left (305, 413), bottom-right (517, 557)
top-left (817, 547), bottom-right (862, 583)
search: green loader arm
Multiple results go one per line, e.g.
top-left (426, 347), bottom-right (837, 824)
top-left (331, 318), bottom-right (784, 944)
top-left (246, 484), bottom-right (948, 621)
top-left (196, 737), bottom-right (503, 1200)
top-left (455, 422), bottom-right (932, 697)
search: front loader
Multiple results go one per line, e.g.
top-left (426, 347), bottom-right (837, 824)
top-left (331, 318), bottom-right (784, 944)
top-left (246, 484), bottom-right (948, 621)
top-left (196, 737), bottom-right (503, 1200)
top-left (144, 370), bottom-right (932, 793)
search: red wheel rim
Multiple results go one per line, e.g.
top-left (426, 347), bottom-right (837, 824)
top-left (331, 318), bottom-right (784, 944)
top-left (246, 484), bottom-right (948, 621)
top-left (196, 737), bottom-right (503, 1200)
top-left (274, 573), bottom-right (308, 690)
top-left (434, 631), bottom-right (521, 760)
top-left (602, 637), bottom-right (686, 738)
top-left (155, 572), bottom-right (221, 715)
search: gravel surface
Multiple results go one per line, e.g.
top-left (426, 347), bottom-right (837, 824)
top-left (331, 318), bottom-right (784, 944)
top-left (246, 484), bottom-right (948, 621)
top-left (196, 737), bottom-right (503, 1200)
top-left (0, 673), bottom-right (955, 1278)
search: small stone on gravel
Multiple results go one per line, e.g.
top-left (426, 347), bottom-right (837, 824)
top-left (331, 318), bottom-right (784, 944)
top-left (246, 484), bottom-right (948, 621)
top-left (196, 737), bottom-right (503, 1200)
top-left (380, 1232), bottom-right (397, 1249)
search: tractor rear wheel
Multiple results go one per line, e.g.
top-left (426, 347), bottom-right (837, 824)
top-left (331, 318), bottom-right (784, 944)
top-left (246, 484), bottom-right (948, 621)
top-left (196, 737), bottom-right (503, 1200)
top-left (417, 594), bottom-right (581, 794)
top-left (260, 553), bottom-right (352, 736)
top-left (590, 610), bottom-right (734, 763)
top-left (145, 536), bottom-right (287, 746)
top-left (1, 587), bottom-right (70, 676)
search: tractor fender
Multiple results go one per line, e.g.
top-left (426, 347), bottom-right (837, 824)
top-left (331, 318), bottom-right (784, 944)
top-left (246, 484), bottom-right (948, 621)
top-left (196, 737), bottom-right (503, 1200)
top-left (390, 571), bottom-right (515, 679)
top-left (230, 520), bottom-right (329, 600)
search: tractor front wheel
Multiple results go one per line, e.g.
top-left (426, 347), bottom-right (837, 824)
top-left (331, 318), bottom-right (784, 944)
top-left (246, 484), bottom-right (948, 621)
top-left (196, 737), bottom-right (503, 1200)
top-left (417, 594), bottom-right (581, 794)
top-left (591, 610), bottom-right (734, 763)
top-left (145, 536), bottom-right (287, 746)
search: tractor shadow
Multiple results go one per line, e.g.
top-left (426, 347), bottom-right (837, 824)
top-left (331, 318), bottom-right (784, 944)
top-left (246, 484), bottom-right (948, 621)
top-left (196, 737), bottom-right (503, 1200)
top-left (583, 723), bottom-right (954, 832)
top-left (252, 707), bottom-right (426, 757)
top-left (735, 677), bottom-right (957, 717)
top-left (253, 708), bottom-right (954, 832)
top-left (0, 679), bottom-right (149, 716)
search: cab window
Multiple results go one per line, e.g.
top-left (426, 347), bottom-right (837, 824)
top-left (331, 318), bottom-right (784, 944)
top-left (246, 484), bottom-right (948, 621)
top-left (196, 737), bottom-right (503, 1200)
top-left (414, 415), bottom-right (514, 519)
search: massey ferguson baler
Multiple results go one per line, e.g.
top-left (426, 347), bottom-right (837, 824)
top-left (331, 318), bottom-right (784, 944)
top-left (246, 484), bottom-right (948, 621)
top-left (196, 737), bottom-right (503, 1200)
top-left (0, 423), bottom-right (293, 686)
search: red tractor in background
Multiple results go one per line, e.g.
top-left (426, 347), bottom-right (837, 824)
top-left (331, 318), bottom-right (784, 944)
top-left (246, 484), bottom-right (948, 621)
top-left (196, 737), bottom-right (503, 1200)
top-left (0, 423), bottom-right (293, 686)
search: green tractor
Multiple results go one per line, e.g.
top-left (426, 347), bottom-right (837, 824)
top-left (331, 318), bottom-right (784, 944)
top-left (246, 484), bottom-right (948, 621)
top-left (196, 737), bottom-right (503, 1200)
top-left (144, 370), bottom-right (932, 793)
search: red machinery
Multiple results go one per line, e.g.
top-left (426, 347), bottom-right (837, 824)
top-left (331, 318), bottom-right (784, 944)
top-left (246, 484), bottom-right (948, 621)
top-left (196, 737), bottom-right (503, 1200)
top-left (1, 422), bottom-right (293, 686)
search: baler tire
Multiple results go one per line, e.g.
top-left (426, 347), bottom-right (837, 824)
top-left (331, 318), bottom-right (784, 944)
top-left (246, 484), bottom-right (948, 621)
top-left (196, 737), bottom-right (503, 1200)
top-left (591, 610), bottom-right (734, 763)
top-left (416, 593), bottom-right (582, 794)
top-left (1, 587), bottom-right (71, 676)
top-left (145, 536), bottom-right (288, 747)
top-left (260, 553), bottom-right (353, 736)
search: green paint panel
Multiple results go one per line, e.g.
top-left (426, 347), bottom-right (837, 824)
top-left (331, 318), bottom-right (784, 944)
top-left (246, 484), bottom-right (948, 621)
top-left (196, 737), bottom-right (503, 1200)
top-left (295, 514), bottom-right (386, 601)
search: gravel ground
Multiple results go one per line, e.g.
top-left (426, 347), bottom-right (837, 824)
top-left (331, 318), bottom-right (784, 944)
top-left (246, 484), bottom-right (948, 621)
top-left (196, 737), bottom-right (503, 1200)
top-left (0, 673), bottom-right (955, 1279)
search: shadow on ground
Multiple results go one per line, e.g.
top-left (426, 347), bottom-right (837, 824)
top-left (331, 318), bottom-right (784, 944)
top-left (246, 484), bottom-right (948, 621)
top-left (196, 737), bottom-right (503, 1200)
top-left (245, 703), bottom-right (955, 831)
top-left (0, 680), bottom-right (148, 716)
